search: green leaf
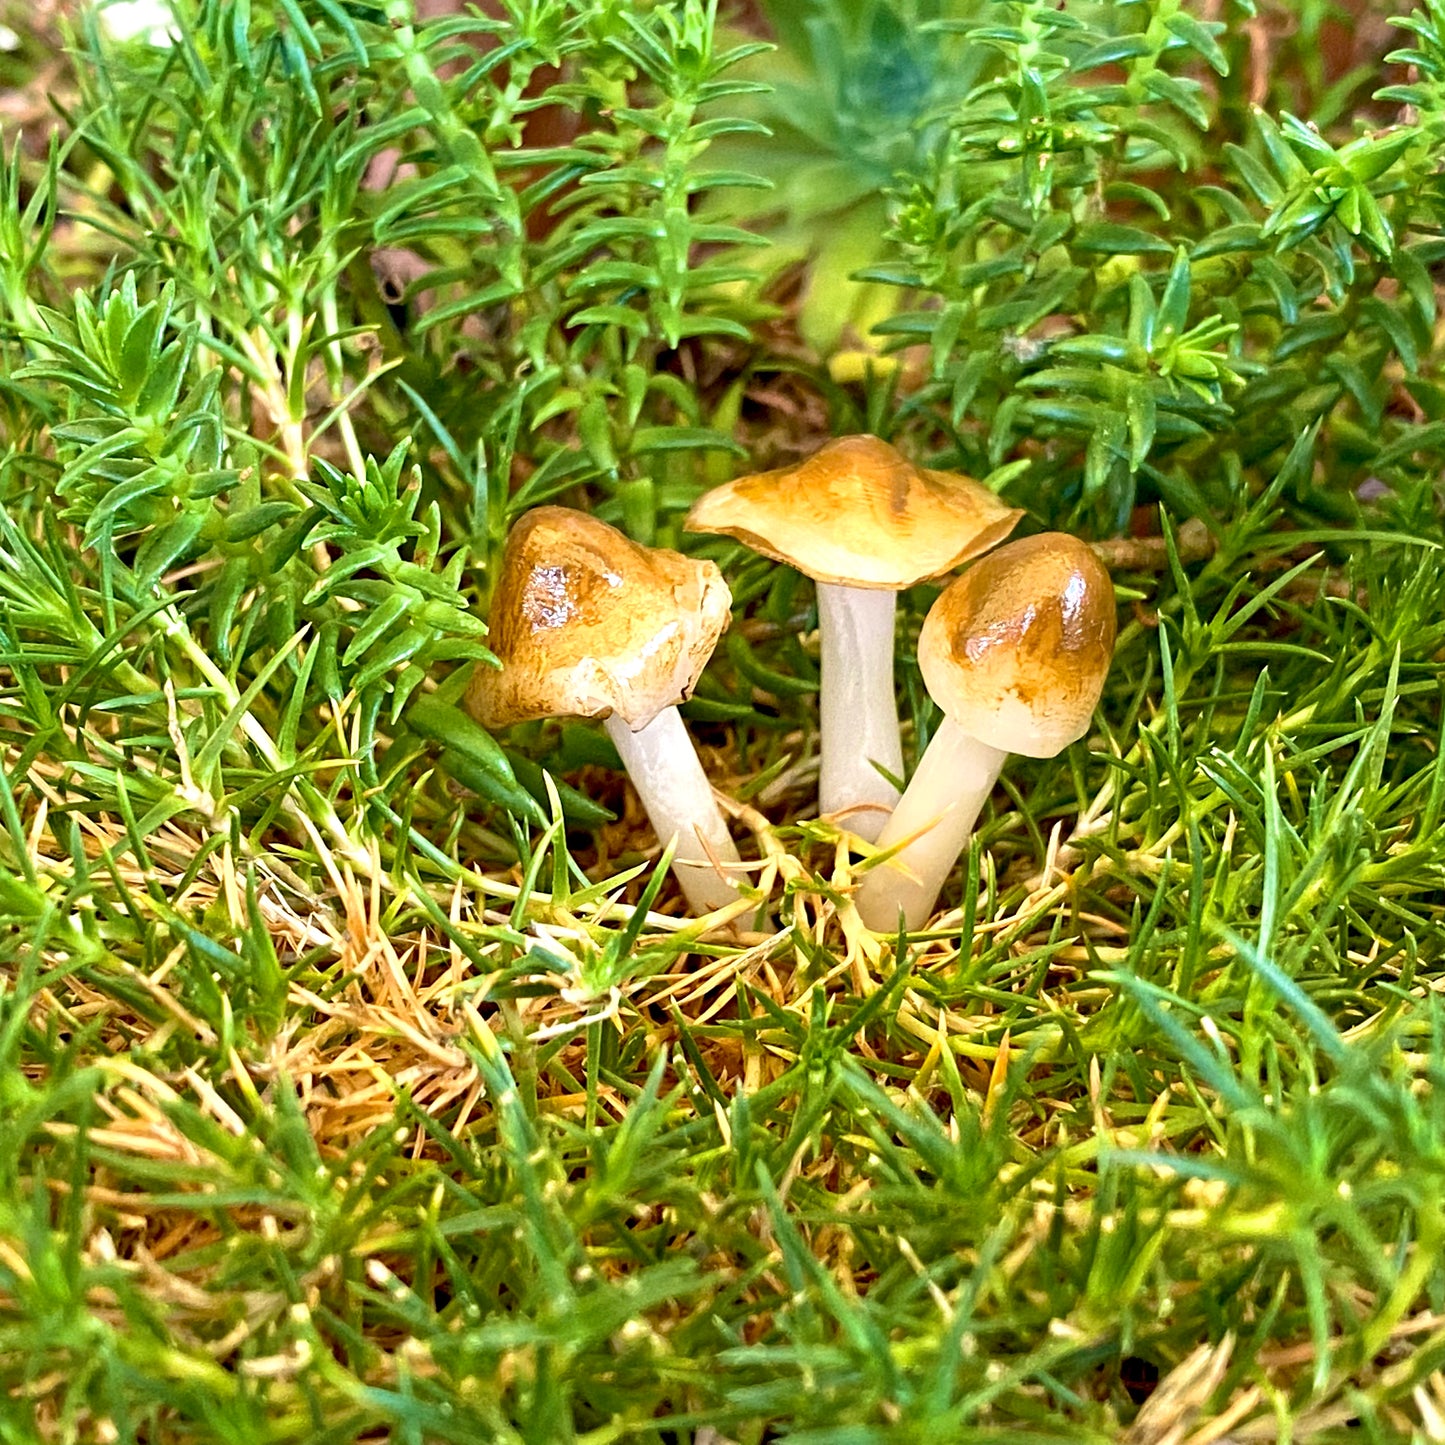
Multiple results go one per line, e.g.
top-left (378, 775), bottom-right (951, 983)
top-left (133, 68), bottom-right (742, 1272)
top-left (1073, 223), bottom-right (1174, 256)
top-left (224, 502), bottom-right (299, 543)
top-left (1337, 127), bottom-right (1414, 184)
top-left (406, 695), bottom-right (541, 819)
top-left (133, 509), bottom-right (208, 584)
top-left (508, 753), bottom-right (615, 826)
top-left (578, 398), bottom-right (618, 473)
top-left (1084, 410), bottom-right (1125, 495)
top-left (1050, 335), bottom-right (1136, 365)
top-left (1363, 297), bottom-right (1420, 374)
top-left (1225, 142), bottom-right (1284, 205)
top-left (1125, 380), bottom-right (1157, 467)
top-left (1157, 249), bottom-right (1193, 336)
top-left (341, 592), bottom-right (412, 669)
top-left (568, 304), bottom-right (649, 336)
top-left (1142, 70), bottom-right (1209, 129)
top-left (628, 427), bottom-right (746, 457)
top-left (1397, 246), bottom-right (1437, 327)
top-left (353, 626), bottom-right (431, 692)
top-left (1164, 12), bottom-right (1228, 75)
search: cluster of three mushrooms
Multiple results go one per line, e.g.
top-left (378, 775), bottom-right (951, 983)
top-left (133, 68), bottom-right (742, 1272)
top-left (469, 437), bottom-right (1115, 929)
top-left (464, 436), bottom-right (1007, 916)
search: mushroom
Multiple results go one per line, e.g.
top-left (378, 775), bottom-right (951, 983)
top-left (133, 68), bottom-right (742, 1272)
top-left (854, 533), bottom-right (1116, 933)
top-left (467, 506), bottom-right (742, 914)
top-left (685, 435), bottom-right (1022, 841)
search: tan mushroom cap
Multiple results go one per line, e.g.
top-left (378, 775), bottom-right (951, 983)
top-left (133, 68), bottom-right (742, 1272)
top-left (920, 533), bottom-right (1116, 758)
top-left (683, 434), bottom-right (1024, 589)
top-left (467, 506), bottom-right (732, 733)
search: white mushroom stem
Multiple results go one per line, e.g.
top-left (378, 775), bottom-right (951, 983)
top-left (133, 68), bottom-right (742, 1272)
top-left (604, 708), bottom-right (742, 914)
top-left (816, 582), bottom-right (904, 842)
top-left (854, 716), bottom-right (1007, 933)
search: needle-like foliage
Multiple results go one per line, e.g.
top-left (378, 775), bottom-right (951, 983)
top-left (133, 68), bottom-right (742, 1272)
top-left (2, 2), bottom-right (1445, 1442)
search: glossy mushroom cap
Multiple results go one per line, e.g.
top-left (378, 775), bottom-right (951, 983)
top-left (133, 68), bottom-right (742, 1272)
top-left (467, 506), bottom-right (732, 733)
top-left (920, 533), bottom-right (1117, 758)
top-left (683, 434), bottom-right (1023, 589)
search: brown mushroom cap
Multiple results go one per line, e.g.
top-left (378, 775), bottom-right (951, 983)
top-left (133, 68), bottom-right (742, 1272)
top-left (683, 434), bottom-right (1023, 589)
top-left (919, 533), bottom-right (1116, 758)
top-left (467, 506), bottom-right (732, 732)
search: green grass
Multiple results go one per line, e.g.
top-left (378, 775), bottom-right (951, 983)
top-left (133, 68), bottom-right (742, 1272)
top-left (4, 0), bottom-right (1445, 1441)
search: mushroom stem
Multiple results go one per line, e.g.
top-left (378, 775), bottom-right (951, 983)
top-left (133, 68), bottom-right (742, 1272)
top-left (816, 582), bottom-right (904, 842)
top-left (603, 708), bottom-right (742, 914)
top-left (854, 716), bottom-right (1006, 932)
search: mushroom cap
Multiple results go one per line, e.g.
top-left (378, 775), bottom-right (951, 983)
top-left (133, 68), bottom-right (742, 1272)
top-left (467, 506), bottom-right (732, 733)
top-left (683, 434), bottom-right (1023, 590)
top-left (919, 533), bottom-right (1116, 758)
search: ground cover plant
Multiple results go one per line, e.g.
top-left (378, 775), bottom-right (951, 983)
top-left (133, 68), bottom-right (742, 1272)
top-left (3, 0), bottom-right (1445, 1439)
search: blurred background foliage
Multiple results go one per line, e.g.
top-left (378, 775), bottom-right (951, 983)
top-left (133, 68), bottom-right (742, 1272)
top-left (708, 0), bottom-right (1437, 538)
top-left (0, 0), bottom-right (1431, 556)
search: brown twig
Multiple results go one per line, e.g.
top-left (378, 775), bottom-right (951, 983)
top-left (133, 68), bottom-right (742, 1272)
top-left (1089, 518), bottom-right (1216, 572)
